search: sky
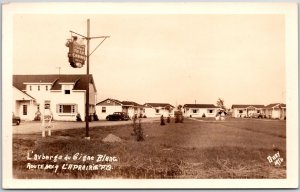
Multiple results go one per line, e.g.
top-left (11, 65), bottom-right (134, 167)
top-left (13, 14), bottom-right (285, 107)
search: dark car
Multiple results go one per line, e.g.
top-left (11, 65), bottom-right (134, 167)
top-left (106, 112), bottom-right (130, 121)
top-left (257, 114), bottom-right (266, 118)
top-left (12, 113), bottom-right (21, 125)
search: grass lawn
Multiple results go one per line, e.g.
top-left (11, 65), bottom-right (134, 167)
top-left (13, 118), bottom-right (286, 179)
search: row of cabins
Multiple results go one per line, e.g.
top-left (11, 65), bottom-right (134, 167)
top-left (12, 74), bottom-right (286, 121)
top-left (231, 104), bottom-right (286, 119)
top-left (96, 100), bottom-right (224, 120)
top-left (96, 98), bottom-right (174, 119)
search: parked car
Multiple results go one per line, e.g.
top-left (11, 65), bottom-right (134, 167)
top-left (257, 114), bottom-right (266, 118)
top-left (106, 112), bottom-right (130, 121)
top-left (12, 113), bottom-right (21, 125)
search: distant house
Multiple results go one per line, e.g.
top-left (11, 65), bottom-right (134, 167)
top-left (183, 104), bottom-right (219, 118)
top-left (264, 103), bottom-right (286, 119)
top-left (143, 103), bottom-right (175, 117)
top-left (231, 104), bottom-right (264, 118)
top-left (13, 74), bottom-right (97, 121)
top-left (96, 98), bottom-right (143, 120)
top-left (121, 101), bottom-right (144, 118)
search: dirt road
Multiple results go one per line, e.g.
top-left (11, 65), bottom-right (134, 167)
top-left (13, 118), bottom-right (160, 134)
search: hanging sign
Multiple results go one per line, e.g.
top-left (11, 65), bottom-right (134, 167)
top-left (65, 36), bottom-right (86, 68)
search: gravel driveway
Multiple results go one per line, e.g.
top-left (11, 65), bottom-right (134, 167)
top-left (13, 118), bottom-right (160, 134)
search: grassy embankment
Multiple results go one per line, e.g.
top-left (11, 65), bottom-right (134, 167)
top-left (13, 118), bottom-right (286, 179)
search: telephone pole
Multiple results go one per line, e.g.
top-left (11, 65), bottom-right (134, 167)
top-left (69, 19), bottom-right (109, 139)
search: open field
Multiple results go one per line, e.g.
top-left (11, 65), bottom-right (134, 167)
top-left (13, 118), bottom-right (286, 179)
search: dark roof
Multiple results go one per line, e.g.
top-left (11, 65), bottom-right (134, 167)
top-left (265, 103), bottom-right (286, 109)
top-left (183, 104), bottom-right (218, 108)
top-left (144, 103), bottom-right (175, 108)
top-left (231, 104), bottom-right (265, 109)
top-left (121, 101), bottom-right (142, 107)
top-left (96, 98), bottom-right (123, 105)
top-left (13, 74), bottom-right (96, 92)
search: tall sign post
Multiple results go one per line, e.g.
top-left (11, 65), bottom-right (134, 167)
top-left (66, 19), bottom-right (109, 139)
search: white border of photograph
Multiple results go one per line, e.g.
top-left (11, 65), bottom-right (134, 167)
top-left (2, 2), bottom-right (298, 189)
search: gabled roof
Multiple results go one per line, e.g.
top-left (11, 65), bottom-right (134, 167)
top-left (264, 103), bottom-right (286, 109)
top-left (13, 74), bottom-right (97, 92)
top-left (144, 103), bottom-right (175, 108)
top-left (231, 104), bottom-right (265, 109)
top-left (183, 104), bottom-right (218, 108)
top-left (13, 86), bottom-right (36, 100)
top-left (96, 98), bottom-right (143, 107)
top-left (96, 98), bottom-right (123, 106)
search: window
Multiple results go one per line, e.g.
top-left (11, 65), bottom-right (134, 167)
top-left (29, 85), bottom-right (32, 91)
top-left (37, 104), bottom-right (40, 110)
top-left (208, 109), bottom-right (213, 113)
top-left (38, 85), bottom-right (40, 91)
top-left (257, 110), bottom-right (260, 113)
top-left (102, 107), bottom-right (106, 113)
top-left (58, 104), bottom-right (77, 113)
top-left (156, 109), bottom-right (160, 113)
top-left (46, 86), bottom-right (48, 91)
top-left (65, 90), bottom-right (70, 94)
top-left (107, 100), bottom-right (110, 103)
top-left (239, 110), bottom-right (243, 113)
top-left (23, 105), bottom-right (27, 115)
top-left (193, 109), bottom-right (197, 113)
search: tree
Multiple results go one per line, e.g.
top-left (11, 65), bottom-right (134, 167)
top-left (177, 105), bottom-right (183, 111)
top-left (216, 98), bottom-right (226, 110)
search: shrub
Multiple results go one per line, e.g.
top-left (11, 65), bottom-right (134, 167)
top-left (167, 116), bottom-right (170, 123)
top-left (175, 111), bottom-right (184, 123)
top-left (132, 115), bottom-right (138, 135)
top-left (160, 115), bottom-right (165, 126)
top-left (76, 113), bottom-right (82, 122)
top-left (93, 113), bottom-right (99, 121)
top-left (202, 113), bottom-right (206, 118)
top-left (132, 116), bottom-right (144, 141)
top-left (34, 111), bottom-right (41, 121)
top-left (136, 118), bottom-right (144, 141)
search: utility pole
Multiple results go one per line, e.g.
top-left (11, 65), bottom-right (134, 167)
top-left (56, 67), bottom-right (61, 75)
top-left (85, 19), bottom-right (90, 139)
top-left (68, 19), bottom-right (109, 140)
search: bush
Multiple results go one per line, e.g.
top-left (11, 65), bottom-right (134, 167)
top-left (34, 112), bottom-right (41, 121)
top-left (167, 116), bottom-right (170, 123)
top-left (160, 115), bottom-right (165, 126)
top-left (136, 118), bottom-right (144, 141)
top-left (202, 113), bottom-right (206, 118)
top-left (175, 111), bottom-right (184, 123)
top-left (143, 115), bottom-right (147, 118)
top-left (93, 113), bottom-right (99, 121)
top-left (76, 113), bottom-right (82, 122)
top-left (132, 116), bottom-right (144, 141)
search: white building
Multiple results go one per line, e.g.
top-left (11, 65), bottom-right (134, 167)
top-left (143, 103), bottom-right (175, 117)
top-left (183, 104), bottom-right (219, 118)
top-left (264, 103), bottom-right (286, 119)
top-left (231, 104), bottom-right (264, 118)
top-left (96, 98), bottom-right (143, 120)
top-left (13, 74), bottom-right (97, 121)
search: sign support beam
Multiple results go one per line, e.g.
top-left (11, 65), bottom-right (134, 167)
top-left (68, 19), bottom-right (109, 140)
